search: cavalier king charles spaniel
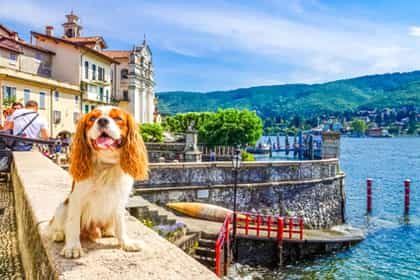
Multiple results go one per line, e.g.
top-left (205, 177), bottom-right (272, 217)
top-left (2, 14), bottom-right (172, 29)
top-left (48, 106), bottom-right (148, 258)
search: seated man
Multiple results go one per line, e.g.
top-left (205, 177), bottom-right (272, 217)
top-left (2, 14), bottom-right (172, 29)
top-left (3, 100), bottom-right (49, 151)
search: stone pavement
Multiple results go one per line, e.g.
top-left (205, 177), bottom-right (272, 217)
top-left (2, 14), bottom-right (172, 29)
top-left (0, 182), bottom-right (24, 280)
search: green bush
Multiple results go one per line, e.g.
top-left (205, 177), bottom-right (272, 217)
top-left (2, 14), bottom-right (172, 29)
top-left (139, 123), bottom-right (164, 143)
top-left (241, 151), bottom-right (255, 161)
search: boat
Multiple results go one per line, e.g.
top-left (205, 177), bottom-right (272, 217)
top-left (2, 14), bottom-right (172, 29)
top-left (246, 143), bottom-right (271, 154)
top-left (166, 202), bottom-right (244, 222)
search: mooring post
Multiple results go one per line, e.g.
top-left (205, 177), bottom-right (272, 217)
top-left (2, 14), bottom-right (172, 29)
top-left (404, 179), bottom-right (410, 215)
top-left (367, 178), bottom-right (372, 214)
top-left (298, 131), bottom-right (303, 159)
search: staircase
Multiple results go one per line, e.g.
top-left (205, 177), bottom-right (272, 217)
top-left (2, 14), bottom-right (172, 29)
top-left (192, 232), bottom-right (218, 272)
top-left (127, 196), bottom-right (177, 226)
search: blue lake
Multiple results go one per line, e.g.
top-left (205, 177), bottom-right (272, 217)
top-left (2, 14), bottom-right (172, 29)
top-left (230, 137), bottom-right (420, 279)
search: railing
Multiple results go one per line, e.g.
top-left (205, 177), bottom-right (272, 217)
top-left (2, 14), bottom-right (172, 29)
top-left (215, 214), bottom-right (231, 277)
top-left (214, 213), bottom-right (304, 277)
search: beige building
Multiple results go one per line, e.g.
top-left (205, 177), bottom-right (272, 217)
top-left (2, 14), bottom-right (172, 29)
top-left (0, 24), bottom-right (81, 136)
top-left (31, 12), bottom-right (118, 114)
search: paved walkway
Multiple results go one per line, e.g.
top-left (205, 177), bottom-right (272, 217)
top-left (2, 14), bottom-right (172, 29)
top-left (0, 182), bottom-right (24, 279)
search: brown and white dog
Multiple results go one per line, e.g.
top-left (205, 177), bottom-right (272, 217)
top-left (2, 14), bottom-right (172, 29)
top-left (48, 106), bottom-right (148, 258)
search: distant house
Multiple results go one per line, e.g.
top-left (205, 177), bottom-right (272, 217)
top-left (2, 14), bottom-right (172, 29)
top-left (366, 127), bottom-right (383, 137)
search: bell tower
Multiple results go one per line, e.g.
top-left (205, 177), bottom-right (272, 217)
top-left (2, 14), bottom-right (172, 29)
top-left (62, 11), bottom-right (82, 38)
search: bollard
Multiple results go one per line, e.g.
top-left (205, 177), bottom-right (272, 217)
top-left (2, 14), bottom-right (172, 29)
top-left (367, 178), bottom-right (372, 214)
top-left (404, 179), bottom-right (410, 215)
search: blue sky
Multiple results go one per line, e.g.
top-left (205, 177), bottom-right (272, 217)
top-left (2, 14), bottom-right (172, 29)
top-left (2, 0), bottom-right (420, 92)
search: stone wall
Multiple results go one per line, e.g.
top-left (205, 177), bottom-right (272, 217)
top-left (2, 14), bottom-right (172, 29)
top-left (11, 152), bottom-right (218, 280)
top-left (136, 159), bottom-right (345, 229)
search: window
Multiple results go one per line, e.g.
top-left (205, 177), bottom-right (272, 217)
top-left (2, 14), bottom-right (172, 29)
top-left (123, 90), bottom-right (129, 101)
top-left (105, 89), bottom-right (109, 103)
top-left (73, 112), bottom-right (81, 124)
top-left (99, 87), bottom-right (104, 101)
top-left (39, 92), bottom-right (46, 109)
top-left (2, 86), bottom-right (16, 101)
top-left (35, 52), bottom-right (43, 60)
top-left (74, 95), bottom-right (79, 104)
top-left (54, 91), bottom-right (59, 102)
top-left (121, 69), bottom-right (128, 79)
top-left (53, 110), bottom-right (61, 124)
top-left (84, 104), bottom-right (89, 113)
top-left (92, 64), bottom-right (96, 80)
top-left (9, 53), bottom-right (17, 64)
top-left (98, 67), bottom-right (105, 81)
top-left (24, 89), bottom-right (30, 105)
top-left (84, 61), bottom-right (89, 79)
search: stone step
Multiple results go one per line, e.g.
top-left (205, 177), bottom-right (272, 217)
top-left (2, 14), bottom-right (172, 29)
top-left (195, 247), bottom-right (216, 258)
top-left (198, 239), bottom-right (216, 249)
top-left (201, 232), bottom-right (218, 240)
top-left (193, 254), bottom-right (216, 268)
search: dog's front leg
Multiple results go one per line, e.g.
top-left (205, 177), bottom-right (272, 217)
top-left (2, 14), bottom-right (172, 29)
top-left (60, 193), bottom-right (84, 258)
top-left (115, 208), bottom-right (143, 252)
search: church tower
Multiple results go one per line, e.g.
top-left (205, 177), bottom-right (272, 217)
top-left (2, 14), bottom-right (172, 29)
top-left (62, 11), bottom-right (82, 38)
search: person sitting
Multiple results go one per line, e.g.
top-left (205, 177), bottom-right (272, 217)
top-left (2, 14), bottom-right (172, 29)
top-left (3, 100), bottom-right (49, 151)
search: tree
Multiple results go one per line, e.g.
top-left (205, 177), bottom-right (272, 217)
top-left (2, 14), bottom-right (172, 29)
top-left (199, 109), bottom-right (263, 146)
top-left (351, 119), bottom-right (367, 135)
top-left (163, 112), bottom-right (212, 133)
top-left (139, 123), bottom-right (164, 143)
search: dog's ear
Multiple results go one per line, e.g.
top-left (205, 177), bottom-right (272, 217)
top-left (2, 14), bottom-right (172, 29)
top-left (120, 113), bottom-right (149, 180)
top-left (69, 114), bottom-right (93, 182)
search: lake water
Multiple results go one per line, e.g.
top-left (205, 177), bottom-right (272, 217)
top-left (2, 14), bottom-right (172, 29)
top-left (229, 137), bottom-right (420, 279)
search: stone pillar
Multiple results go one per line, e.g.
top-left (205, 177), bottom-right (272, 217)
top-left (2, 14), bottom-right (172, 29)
top-left (183, 128), bottom-right (202, 162)
top-left (321, 132), bottom-right (341, 159)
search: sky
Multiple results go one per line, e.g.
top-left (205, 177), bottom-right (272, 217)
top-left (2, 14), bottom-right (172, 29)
top-left (2, 0), bottom-right (420, 92)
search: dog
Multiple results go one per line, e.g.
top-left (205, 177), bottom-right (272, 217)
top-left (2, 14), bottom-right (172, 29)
top-left (48, 106), bottom-right (148, 258)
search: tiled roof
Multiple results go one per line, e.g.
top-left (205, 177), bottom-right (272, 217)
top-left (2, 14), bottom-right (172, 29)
top-left (0, 24), bottom-right (17, 37)
top-left (102, 50), bottom-right (130, 58)
top-left (0, 35), bottom-right (54, 55)
top-left (31, 32), bottom-right (119, 64)
top-left (65, 36), bottom-right (107, 49)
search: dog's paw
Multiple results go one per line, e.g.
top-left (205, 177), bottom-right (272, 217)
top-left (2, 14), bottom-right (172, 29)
top-left (121, 239), bottom-right (144, 252)
top-left (52, 231), bottom-right (65, 242)
top-left (60, 243), bottom-right (84, 258)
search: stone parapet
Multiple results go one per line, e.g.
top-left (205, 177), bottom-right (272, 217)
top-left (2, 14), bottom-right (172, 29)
top-left (11, 152), bottom-right (217, 280)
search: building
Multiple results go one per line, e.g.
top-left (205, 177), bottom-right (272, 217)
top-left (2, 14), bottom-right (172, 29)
top-left (104, 39), bottom-right (158, 123)
top-left (31, 12), bottom-right (119, 114)
top-left (0, 24), bottom-right (81, 136)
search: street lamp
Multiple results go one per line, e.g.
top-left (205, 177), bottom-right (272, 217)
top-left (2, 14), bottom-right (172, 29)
top-left (232, 146), bottom-right (241, 260)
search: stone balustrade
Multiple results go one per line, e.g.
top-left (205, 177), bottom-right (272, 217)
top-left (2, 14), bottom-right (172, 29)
top-left (11, 152), bottom-right (217, 280)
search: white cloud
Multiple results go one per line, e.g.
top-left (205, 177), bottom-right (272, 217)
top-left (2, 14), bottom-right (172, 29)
top-left (409, 26), bottom-right (420, 37)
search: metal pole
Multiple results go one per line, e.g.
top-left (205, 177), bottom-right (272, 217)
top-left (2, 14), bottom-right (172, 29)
top-left (404, 179), bottom-right (410, 215)
top-left (367, 178), bottom-right (372, 214)
top-left (233, 168), bottom-right (238, 260)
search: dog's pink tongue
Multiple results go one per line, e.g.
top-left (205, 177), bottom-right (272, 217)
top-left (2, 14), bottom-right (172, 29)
top-left (95, 136), bottom-right (114, 149)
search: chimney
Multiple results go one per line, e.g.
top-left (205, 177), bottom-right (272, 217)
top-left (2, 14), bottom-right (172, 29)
top-left (45, 26), bottom-right (54, 36)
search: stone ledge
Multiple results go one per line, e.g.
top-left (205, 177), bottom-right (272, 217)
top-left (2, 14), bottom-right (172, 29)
top-left (11, 151), bottom-right (218, 280)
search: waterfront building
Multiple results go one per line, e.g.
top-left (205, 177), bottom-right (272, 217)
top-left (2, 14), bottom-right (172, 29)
top-left (0, 24), bottom-right (81, 136)
top-left (104, 39), bottom-right (159, 123)
top-left (31, 12), bottom-right (118, 114)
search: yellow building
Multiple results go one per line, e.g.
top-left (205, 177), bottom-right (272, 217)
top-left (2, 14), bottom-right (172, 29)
top-left (0, 24), bottom-right (81, 137)
top-left (31, 12), bottom-right (118, 114)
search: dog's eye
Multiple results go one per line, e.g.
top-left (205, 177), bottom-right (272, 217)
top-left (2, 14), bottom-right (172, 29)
top-left (112, 116), bottom-right (123, 121)
top-left (90, 116), bottom-right (97, 122)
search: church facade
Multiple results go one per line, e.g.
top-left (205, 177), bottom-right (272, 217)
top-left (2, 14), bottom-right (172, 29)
top-left (104, 41), bottom-right (158, 124)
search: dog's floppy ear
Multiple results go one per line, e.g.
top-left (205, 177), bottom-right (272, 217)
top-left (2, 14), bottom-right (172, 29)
top-left (120, 113), bottom-right (149, 180)
top-left (69, 114), bottom-right (93, 182)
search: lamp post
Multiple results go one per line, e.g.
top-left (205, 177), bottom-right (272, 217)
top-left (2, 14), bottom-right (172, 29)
top-left (232, 146), bottom-right (241, 260)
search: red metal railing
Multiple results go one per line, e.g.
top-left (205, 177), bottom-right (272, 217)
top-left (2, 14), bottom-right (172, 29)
top-left (214, 213), bottom-right (304, 277)
top-left (215, 214), bottom-right (231, 277)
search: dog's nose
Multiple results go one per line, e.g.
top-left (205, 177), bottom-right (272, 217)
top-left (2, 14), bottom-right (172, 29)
top-left (97, 117), bottom-right (109, 128)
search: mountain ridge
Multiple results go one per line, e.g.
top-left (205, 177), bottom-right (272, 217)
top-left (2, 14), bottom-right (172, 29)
top-left (157, 70), bottom-right (420, 118)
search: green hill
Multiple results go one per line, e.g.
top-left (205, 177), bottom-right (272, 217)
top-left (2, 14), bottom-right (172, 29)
top-left (157, 71), bottom-right (420, 118)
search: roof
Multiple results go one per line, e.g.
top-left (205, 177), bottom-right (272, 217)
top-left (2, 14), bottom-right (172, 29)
top-left (0, 36), bottom-right (22, 53)
top-left (65, 35), bottom-right (107, 49)
top-left (0, 35), bottom-right (55, 55)
top-left (102, 50), bottom-right (130, 59)
top-left (0, 24), bottom-right (18, 37)
top-left (31, 31), bottom-right (119, 64)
